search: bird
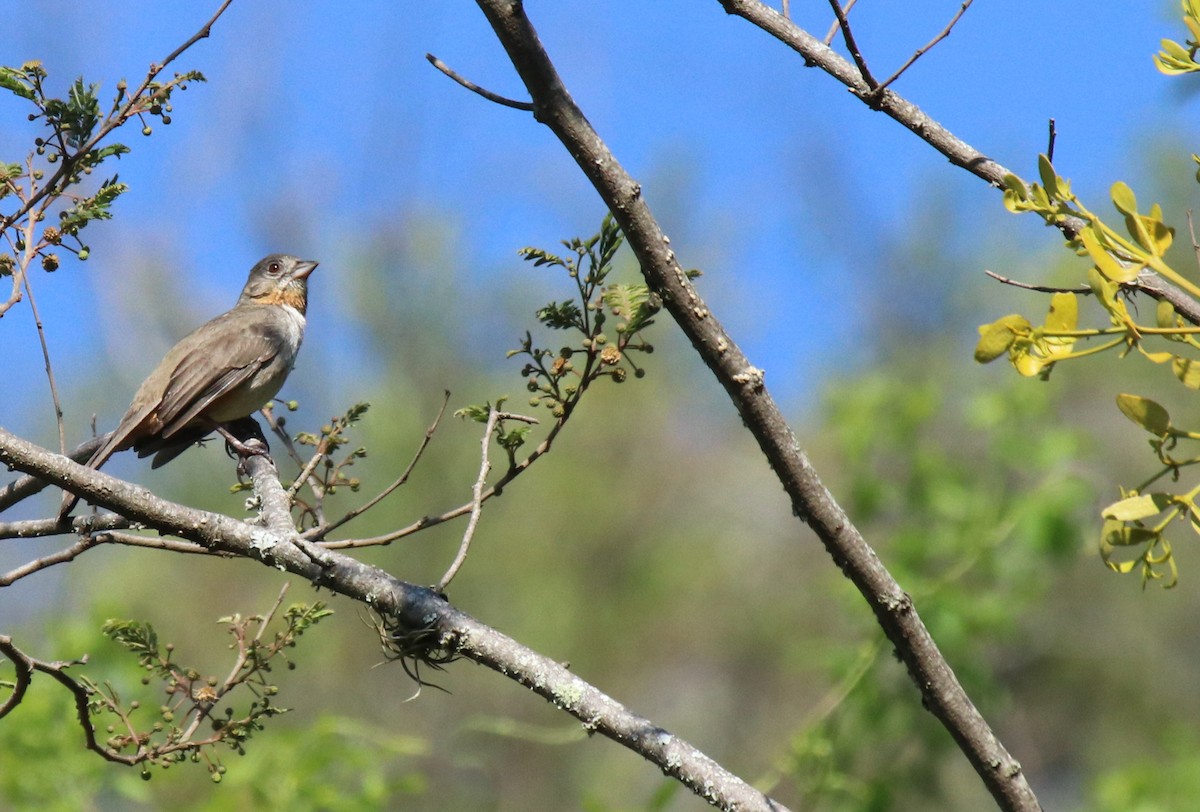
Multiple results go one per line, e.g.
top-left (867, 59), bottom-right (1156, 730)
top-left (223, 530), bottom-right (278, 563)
top-left (60, 254), bottom-right (318, 516)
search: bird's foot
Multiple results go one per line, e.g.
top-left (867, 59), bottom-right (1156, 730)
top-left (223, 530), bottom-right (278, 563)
top-left (214, 418), bottom-right (271, 462)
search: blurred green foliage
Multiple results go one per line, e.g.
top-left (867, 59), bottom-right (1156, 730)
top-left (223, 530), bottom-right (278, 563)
top-left (8, 196), bottom-right (1200, 809)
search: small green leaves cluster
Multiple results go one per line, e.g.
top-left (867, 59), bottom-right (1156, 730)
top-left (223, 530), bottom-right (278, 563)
top-left (460, 214), bottom-right (657, 461)
top-left (456, 397), bottom-right (532, 466)
top-left (0, 59), bottom-right (203, 276)
top-left (979, 150), bottom-right (1200, 582)
top-left (979, 157), bottom-right (1194, 380)
top-left (522, 216), bottom-right (654, 398)
top-left (284, 402), bottom-right (369, 522)
top-left (1155, 0), bottom-right (1200, 74)
top-left (1095, 394), bottom-right (1200, 588)
top-left (84, 600), bottom-right (331, 780)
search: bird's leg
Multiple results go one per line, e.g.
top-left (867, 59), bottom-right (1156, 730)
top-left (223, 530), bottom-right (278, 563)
top-left (210, 417), bottom-right (270, 460)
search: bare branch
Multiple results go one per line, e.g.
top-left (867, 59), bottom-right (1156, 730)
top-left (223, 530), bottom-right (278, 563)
top-left (0, 510), bottom-right (128, 540)
top-left (0, 536), bottom-right (104, 586)
top-left (311, 392), bottom-right (450, 540)
top-left (438, 406), bottom-right (500, 590)
top-left (874, 0), bottom-right (975, 93)
top-left (826, 0), bottom-right (878, 89)
top-left (19, 250), bottom-right (67, 454)
top-left (426, 53), bottom-right (535, 111)
top-left (822, 0), bottom-right (858, 45)
top-left (1046, 117), bottom-right (1057, 164)
top-left (97, 530), bottom-right (216, 555)
top-left (984, 269), bottom-right (1092, 295)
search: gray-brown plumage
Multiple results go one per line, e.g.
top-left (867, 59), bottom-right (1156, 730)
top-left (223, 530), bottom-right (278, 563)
top-left (83, 253), bottom-right (318, 472)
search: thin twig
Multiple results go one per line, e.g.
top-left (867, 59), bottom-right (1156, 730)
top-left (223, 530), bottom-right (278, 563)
top-left (826, 0), bottom-right (877, 89)
top-left (1188, 210), bottom-right (1200, 275)
top-left (984, 269), bottom-right (1093, 294)
top-left (1046, 117), bottom-right (1057, 164)
top-left (822, 0), bottom-right (858, 45)
top-left (309, 392), bottom-right (450, 541)
top-left (426, 54), bottom-right (535, 111)
top-left (438, 407), bottom-right (500, 590)
top-left (19, 221), bottom-right (67, 455)
top-left (874, 0), bottom-right (975, 93)
top-left (322, 406), bottom-right (564, 552)
top-left (285, 438), bottom-right (330, 502)
top-left (96, 530), bottom-right (219, 556)
top-left (0, 536), bottom-right (102, 586)
top-left (0, 635), bottom-right (135, 763)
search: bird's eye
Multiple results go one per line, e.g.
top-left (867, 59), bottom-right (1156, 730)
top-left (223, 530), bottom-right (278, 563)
top-left (268, 261), bottom-right (282, 275)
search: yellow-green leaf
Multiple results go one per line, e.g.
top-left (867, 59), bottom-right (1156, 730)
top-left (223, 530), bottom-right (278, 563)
top-left (1000, 173), bottom-right (1026, 197)
top-left (974, 315), bottom-right (1029, 363)
top-left (1045, 292), bottom-right (1078, 332)
top-left (1173, 356), bottom-right (1200, 389)
top-left (1139, 349), bottom-right (1175, 364)
top-left (1080, 227), bottom-right (1136, 282)
top-left (1101, 492), bottom-right (1174, 521)
top-left (1111, 181), bottom-right (1138, 215)
top-left (1116, 393), bottom-right (1172, 435)
top-left (1149, 217), bottom-right (1174, 256)
top-left (1011, 347), bottom-right (1047, 377)
top-left (1101, 518), bottom-right (1159, 550)
top-left (1187, 13), bottom-right (1200, 42)
top-left (1037, 154), bottom-right (1058, 197)
top-left (1156, 300), bottom-right (1178, 328)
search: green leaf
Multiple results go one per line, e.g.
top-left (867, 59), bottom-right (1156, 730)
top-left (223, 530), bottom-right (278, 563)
top-left (1173, 356), bottom-right (1200, 389)
top-left (0, 67), bottom-right (34, 100)
top-left (536, 300), bottom-right (583, 330)
top-left (1087, 266), bottom-right (1130, 320)
top-left (1115, 393), bottom-right (1172, 435)
top-left (1037, 154), bottom-right (1058, 198)
top-left (1111, 181), bottom-right (1138, 215)
top-left (603, 282), bottom-right (657, 334)
top-left (1044, 292), bottom-right (1077, 332)
top-left (1080, 227), bottom-right (1136, 282)
top-left (974, 314), bottom-right (1029, 363)
top-left (1156, 300), bottom-right (1178, 328)
top-left (454, 404), bottom-right (492, 423)
top-left (1101, 518), bottom-right (1159, 549)
top-left (1101, 492), bottom-right (1174, 521)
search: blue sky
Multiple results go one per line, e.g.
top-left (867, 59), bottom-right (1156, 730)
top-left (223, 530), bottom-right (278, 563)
top-left (1, 1), bottom-right (1195, 435)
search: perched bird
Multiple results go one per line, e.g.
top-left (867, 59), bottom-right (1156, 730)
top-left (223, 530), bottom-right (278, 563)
top-left (63, 254), bottom-right (318, 514)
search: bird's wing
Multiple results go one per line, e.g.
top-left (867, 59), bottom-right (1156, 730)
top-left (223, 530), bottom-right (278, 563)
top-left (153, 313), bottom-right (284, 439)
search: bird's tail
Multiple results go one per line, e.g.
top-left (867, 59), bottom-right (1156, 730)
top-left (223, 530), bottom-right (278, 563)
top-left (57, 431), bottom-right (121, 522)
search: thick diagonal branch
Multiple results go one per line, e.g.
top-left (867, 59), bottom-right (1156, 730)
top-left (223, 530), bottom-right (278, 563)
top-left (719, 0), bottom-right (1200, 328)
top-left (472, 2), bottom-right (1040, 810)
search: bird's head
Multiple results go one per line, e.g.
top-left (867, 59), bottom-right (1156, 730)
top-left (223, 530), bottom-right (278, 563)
top-left (238, 254), bottom-right (319, 314)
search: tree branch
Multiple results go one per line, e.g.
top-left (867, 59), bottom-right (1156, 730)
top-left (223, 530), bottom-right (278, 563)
top-left (718, 0), bottom-right (1200, 329)
top-left (874, 0), bottom-right (974, 93)
top-left (0, 427), bottom-right (785, 811)
top-left (470, 2), bottom-right (1040, 809)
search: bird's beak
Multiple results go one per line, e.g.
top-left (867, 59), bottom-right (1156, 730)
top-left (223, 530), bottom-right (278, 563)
top-left (292, 259), bottom-right (319, 280)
